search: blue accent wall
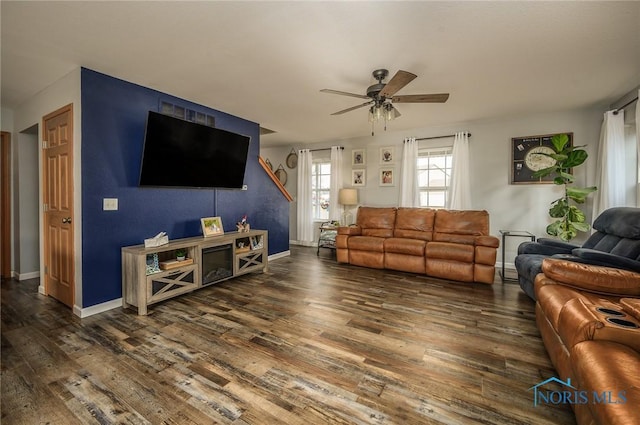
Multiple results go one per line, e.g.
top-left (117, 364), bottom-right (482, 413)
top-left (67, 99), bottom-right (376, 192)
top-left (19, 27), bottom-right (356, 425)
top-left (81, 68), bottom-right (289, 308)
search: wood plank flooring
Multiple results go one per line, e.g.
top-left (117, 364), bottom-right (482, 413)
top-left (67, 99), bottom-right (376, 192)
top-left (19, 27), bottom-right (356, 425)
top-left (1, 246), bottom-right (575, 424)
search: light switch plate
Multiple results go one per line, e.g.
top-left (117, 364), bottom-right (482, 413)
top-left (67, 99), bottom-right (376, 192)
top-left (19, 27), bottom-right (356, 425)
top-left (103, 198), bottom-right (118, 211)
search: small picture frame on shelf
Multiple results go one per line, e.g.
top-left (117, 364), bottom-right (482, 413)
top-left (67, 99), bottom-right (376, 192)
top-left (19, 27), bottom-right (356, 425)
top-left (352, 169), bottom-right (366, 187)
top-left (201, 216), bottom-right (224, 237)
top-left (379, 168), bottom-right (395, 186)
top-left (352, 149), bottom-right (366, 166)
top-left (250, 235), bottom-right (264, 250)
top-left (380, 146), bottom-right (394, 164)
top-left (145, 253), bottom-right (160, 275)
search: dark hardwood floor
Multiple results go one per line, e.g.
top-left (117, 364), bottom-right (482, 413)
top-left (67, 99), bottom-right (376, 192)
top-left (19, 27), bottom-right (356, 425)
top-left (1, 246), bottom-right (575, 424)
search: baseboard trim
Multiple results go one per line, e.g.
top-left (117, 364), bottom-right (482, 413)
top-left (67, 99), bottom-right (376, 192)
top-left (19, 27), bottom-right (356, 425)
top-left (18, 271), bottom-right (40, 280)
top-left (269, 250), bottom-right (290, 261)
top-left (74, 298), bottom-right (122, 318)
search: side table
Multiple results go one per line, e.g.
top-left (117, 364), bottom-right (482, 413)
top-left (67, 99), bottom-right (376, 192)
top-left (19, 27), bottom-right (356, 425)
top-left (317, 222), bottom-right (338, 256)
top-left (499, 230), bottom-right (535, 283)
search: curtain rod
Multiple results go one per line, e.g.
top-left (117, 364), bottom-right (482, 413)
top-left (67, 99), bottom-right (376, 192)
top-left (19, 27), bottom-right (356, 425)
top-left (416, 132), bottom-right (471, 141)
top-left (613, 97), bottom-right (638, 115)
top-left (309, 146), bottom-right (344, 152)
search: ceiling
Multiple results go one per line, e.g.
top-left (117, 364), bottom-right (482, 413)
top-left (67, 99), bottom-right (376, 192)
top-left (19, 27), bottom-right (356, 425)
top-left (2, 1), bottom-right (639, 147)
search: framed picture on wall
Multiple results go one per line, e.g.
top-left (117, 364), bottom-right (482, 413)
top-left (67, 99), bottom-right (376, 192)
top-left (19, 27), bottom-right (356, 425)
top-left (511, 132), bottom-right (573, 184)
top-left (201, 216), bottom-right (224, 237)
top-left (380, 146), bottom-right (394, 164)
top-left (379, 168), bottom-right (394, 186)
top-left (352, 149), bottom-right (366, 166)
top-left (352, 169), bottom-right (366, 187)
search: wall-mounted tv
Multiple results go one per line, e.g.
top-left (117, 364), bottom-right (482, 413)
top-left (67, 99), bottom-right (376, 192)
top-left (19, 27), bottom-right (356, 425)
top-left (139, 111), bottom-right (250, 189)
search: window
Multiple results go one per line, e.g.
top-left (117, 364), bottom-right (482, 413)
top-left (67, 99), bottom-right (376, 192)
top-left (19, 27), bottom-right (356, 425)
top-left (417, 147), bottom-right (452, 208)
top-left (312, 160), bottom-right (331, 219)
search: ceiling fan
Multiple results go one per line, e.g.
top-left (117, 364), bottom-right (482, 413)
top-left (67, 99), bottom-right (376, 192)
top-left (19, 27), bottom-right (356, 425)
top-left (321, 69), bottom-right (449, 134)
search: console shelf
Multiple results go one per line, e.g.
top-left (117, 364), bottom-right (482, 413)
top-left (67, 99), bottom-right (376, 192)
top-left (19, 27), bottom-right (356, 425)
top-left (122, 229), bottom-right (268, 315)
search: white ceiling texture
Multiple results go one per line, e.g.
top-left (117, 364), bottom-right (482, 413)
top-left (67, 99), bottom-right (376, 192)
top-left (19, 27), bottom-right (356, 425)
top-left (2, 1), bottom-right (639, 147)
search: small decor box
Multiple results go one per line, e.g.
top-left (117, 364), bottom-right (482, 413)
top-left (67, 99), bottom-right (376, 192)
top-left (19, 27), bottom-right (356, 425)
top-left (144, 232), bottom-right (169, 248)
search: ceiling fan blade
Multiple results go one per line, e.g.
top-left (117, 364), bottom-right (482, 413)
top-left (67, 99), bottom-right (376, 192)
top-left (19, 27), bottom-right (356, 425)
top-left (379, 70), bottom-right (417, 98)
top-left (392, 93), bottom-right (450, 103)
top-left (320, 89), bottom-right (370, 100)
top-left (331, 101), bottom-right (373, 115)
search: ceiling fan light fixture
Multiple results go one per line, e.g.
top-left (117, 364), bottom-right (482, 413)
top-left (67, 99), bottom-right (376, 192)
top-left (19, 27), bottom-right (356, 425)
top-left (383, 103), bottom-right (400, 121)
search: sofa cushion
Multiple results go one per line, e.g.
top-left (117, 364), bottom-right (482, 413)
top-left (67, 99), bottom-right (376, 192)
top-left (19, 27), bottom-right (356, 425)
top-left (348, 236), bottom-right (385, 252)
top-left (356, 207), bottom-right (396, 238)
top-left (426, 242), bottom-right (474, 263)
top-left (592, 206), bottom-right (640, 239)
top-left (433, 210), bottom-right (489, 244)
top-left (542, 258), bottom-right (640, 296)
top-left (393, 208), bottom-right (435, 241)
top-left (384, 237), bottom-right (426, 256)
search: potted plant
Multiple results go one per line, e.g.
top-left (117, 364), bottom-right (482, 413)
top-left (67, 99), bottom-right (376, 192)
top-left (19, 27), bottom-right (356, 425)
top-left (175, 248), bottom-right (187, 261)
top-left (532, 134), bottom-right (597, 241)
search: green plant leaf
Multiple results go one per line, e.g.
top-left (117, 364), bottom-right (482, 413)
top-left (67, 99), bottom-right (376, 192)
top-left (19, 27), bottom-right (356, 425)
top-left (549, 199), bottom-right (568, 218)
top-left (546, 220), bottom-right (562, 236)
top-left (532, 166), bottom-right (556, 179)
top-left (559, 226), bottom-right (578, 241)
top-left (559, 171), bottom-right (574, 182)
top-left (567, 206), bottom-right (586, 223)
top-left (572, 221), bottom-right (591, 232)
top-left (567, 186), bottom-right (597, 203)
top-left (554, 176), bottom-right (567, 185)
top-left (551, 134), bottom-right (569, 152)
top-left (563, 150), bottom-right (588, 168)
top-left (549, 153), bottom-right (568, 162)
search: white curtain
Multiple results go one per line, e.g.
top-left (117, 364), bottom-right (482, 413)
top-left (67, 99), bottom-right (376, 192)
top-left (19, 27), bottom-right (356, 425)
top-left (447, 132), bottom-right (472, 210)
top-left (592, 110), bottom-right (626, 218)
top-left (329, 146), bottom-right (343, 221)
top-left (296, 149), bottom-right (314, 246)
top-left (399, 137), bottom-right (419, 207)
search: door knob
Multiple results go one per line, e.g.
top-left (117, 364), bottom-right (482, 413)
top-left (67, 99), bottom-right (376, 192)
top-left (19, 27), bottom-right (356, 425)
top-left (62, 217), bottom-right (72, 224)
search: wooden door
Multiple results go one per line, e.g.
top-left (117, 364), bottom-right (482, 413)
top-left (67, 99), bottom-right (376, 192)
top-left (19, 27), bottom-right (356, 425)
top-left (1, 132), bottom-right (10, 278)
top-left (42, 104), bottom-right (74, 308)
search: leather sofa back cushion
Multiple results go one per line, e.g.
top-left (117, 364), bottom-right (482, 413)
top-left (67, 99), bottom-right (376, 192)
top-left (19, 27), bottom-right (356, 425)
top-left (393, 208), bottom-right (435, 241)
top-left (433, 210), bottom-right (489, 244)
top-left (542, 258), bottom-right (640, 296)
top-left (356, 207), bottom-right (396, 238)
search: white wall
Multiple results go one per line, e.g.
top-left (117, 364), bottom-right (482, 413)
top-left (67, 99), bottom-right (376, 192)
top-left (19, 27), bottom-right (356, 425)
top-left (12, 68), bottom-right (82, 307)
top-left (1, 108), bottom-right (16, 275)
top-left (263, 106), bottom-right (604, 268)
top-left (15, 127), bottom-right (40, 278)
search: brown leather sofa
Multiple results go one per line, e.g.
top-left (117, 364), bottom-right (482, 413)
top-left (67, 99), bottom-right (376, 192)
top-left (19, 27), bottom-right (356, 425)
top-left (535, 258), bottom-right (640, 425)
top-left (336, 207), bottom-right (499, 284)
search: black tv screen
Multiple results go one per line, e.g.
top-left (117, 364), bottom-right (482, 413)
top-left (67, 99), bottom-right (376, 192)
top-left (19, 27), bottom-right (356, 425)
top-left (139, 111), bottom-right (250, 189)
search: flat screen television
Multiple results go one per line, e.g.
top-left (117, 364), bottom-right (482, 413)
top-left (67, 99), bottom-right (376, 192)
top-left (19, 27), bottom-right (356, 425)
top-left (139, 111), bottom-right (250, 189)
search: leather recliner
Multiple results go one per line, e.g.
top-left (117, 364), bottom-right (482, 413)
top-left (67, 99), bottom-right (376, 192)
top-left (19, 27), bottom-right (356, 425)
top-left (515, 207), bottom-right (640, 300)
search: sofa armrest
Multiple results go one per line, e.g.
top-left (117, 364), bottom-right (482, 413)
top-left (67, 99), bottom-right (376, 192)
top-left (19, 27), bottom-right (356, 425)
top-left (542, 258), bottom-right (640, 297)
top-left (538, 238), bottom-right (580, 250)
top-left (475, 235), bottom-right (499, 248)
top-left (338, 225), bottom-right (361, 236)
top-left (571, 248), bottom-right (640, 273)
top-left (517, 238), bottom-right (578, 256)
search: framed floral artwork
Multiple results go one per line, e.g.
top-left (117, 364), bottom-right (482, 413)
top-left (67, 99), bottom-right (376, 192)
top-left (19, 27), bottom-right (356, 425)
top-left (352, 169), bottom-right (366, 187)
top-left (379, 168), bottom-right (394, 186)
top-left (352, 149), bottom-right (366, 166)
top-left (380, 146), bottom-right (394, 164)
